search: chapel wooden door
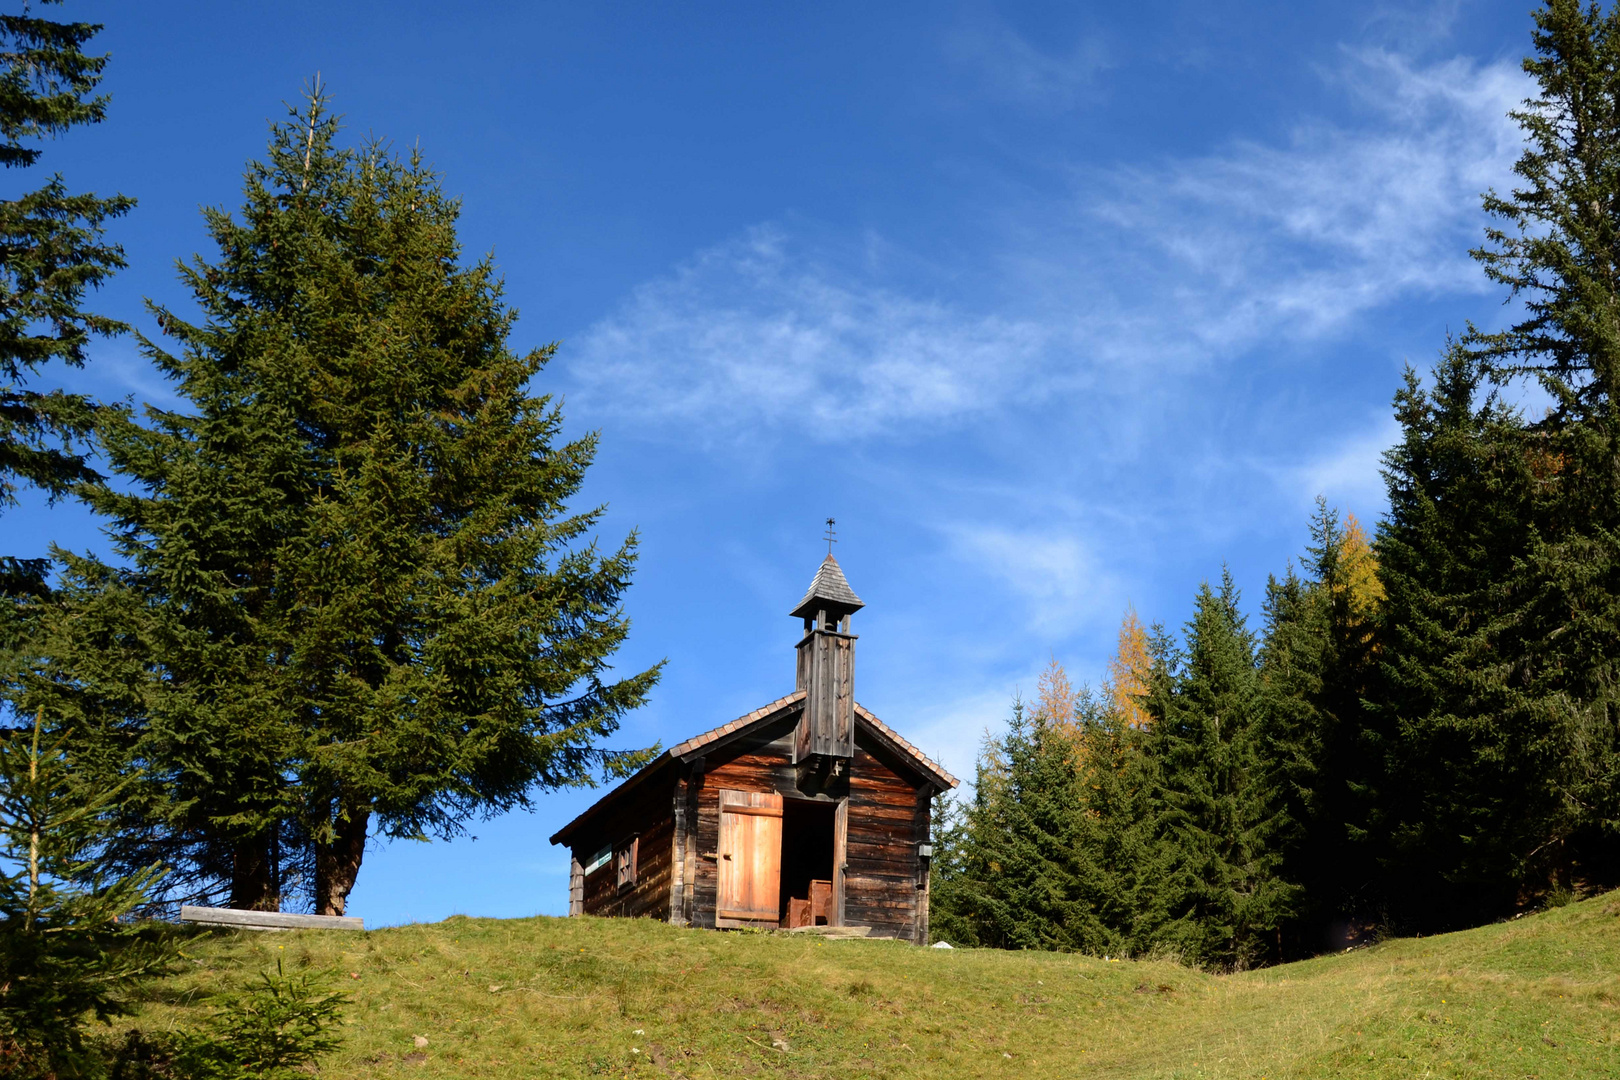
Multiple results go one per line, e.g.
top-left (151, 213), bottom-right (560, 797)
top-left (716, 789), bottom-right (782, 926)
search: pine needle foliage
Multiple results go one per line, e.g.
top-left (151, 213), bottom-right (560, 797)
top-left (930, 674), bottom-right (1171, 960)
top-left (0, 710), bottom-right (172, 1080)
top-left (1469, 0), bottom-right (1620, 422)
top-left (0, 1), bottom-right (133, 591)
top-left (168, 957), bottom-right (347, 1080)
top-left (1412, 0), bottom-right (1620, 918)
top-left (941, 700), bottom-right (1093, 952)
top-left (18, 87), bottom-right (661, 915)
top-left (1371, 348), bottom-right (1580, 929)
top-left (1142, 573), bottom-right (1298, 970)
top-left (1258, 500), bottom-right (1386, 950)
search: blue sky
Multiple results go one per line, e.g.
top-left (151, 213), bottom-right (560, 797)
top-left (2, 0), bottom-right (1539, 923)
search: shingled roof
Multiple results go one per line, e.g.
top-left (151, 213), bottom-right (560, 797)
top-left (548, 692), bottom-right (957, 847)
top-left (789, 554), bottom-right (865, 619)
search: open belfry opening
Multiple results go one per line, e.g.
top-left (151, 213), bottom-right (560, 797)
top-left (551, 549), bottom-right (957, 942)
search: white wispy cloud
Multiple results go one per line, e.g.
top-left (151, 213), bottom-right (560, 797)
top-left (1287, 412), bottom-right (1404, 516)
top-left (568, 227), bottom-right (1056, 439)
top-left (1084, 49), bottom-right (1525, 346)
top-left (567, 49), bottom-right (1526, 445)
top-left (944, 15), bottom-right (1114, 109)
top-left (945, 524), bottom-right (1120, 636)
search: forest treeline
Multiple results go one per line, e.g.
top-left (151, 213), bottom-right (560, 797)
top-left (932, 0), bottom-right (1620, 969)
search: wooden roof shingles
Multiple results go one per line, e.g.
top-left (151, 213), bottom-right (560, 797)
top-left (789, 554), bottom-right (864, 619)
top-left (854, 703), bottom-right (959, 790)
top-left (547, 691), bottom-right (957, 847)
top-left (668, 691), bottom-right (805, 757)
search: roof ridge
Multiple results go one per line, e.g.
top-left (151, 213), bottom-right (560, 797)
top-left (667, 690), bottom-right (806, 758)
top-left (854, 703), bottom-right (959, 789)
top-left (550, 691), bottom-right (958, 847)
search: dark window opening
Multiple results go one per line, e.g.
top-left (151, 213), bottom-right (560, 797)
top-left (616, 837), bottom-right (638, 893)
top-left (778, 798), bottom-right (835, 926)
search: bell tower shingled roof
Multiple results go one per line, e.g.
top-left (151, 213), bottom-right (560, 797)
top-left (789, 554), bottom-right (864, 620)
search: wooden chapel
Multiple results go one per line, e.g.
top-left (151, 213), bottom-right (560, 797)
top-left (549, 554), bottom-right (958, 943)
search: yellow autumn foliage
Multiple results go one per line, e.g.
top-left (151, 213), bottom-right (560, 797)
top-left (1336, 513), bottom-right (1384, 620)
top-left (1105, 605), bottom-right (1152, 730)
top-left (1034, 655), bottom-right (1077, 730)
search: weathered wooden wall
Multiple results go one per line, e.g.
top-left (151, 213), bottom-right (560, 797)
top-left (845, 736), bottom-right (929, 943)
top-left (567, 710), bottom-right (939, 943)
top-left (795, 629), bottom-right (855, 760)
top-left (577, 772), bottom-right (677, 921)
top-left (686, 719), bottom-right (932, 941)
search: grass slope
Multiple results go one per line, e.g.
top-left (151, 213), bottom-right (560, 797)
top-left (134, 893), bottom-right (1620, 1079)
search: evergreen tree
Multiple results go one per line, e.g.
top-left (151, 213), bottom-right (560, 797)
top-left (1372, 349), bottom-right (1561, 927)
top-left (1470, 0), bottom-right (1620, 421)
top-left (1405, 0), bottom-right (1620, 913)
top-left (932, 687), bottom-right (1146, 955)
top-left (1258, 501), bottom-right (1385, 951)
top-left (1142, 572), bottom-right (1297, 969)
top-left (1071, 687), bottom-right (1159, 955)
top-left (166, 958), bottom-right (348, 1080)
top-left (941, 700), bottom-right (1091, 951)
top-left (18, 90), bottom-right (660, 914)
top-left (0, 2), bottom-right (132, 592)
top-left (0, 710), bottom-right (171, 1078)
top-left (924, 787), bottom-right (973, 946)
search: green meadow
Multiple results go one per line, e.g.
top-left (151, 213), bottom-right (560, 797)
top-left (125, 892), bottom-right (1620, 1079)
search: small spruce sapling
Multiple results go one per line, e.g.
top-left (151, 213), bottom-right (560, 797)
top-left (0, 709), bottom-right (170, 1079)
top-left (169, 955), bottom-right (347, 1080)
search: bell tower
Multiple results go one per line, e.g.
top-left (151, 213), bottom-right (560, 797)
top-left (790, 552), bottom-right (863, 792)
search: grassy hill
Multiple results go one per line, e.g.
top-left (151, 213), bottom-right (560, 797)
top-left (131, 894), bottom-right (1620, 1079)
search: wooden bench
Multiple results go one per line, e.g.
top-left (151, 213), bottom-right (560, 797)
top-left (782, 880), bottom-right (834, 929)
top-left (179, 905), bottom-right (365, 931)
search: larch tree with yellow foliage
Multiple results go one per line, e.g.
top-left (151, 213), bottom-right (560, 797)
top-left (1105, 607), bottom-right (1153, 730)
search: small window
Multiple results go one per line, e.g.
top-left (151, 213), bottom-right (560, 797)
top-left (583, 845), bottom-right (611, 875)
top-left (615, 837), bottom-right (639, 893)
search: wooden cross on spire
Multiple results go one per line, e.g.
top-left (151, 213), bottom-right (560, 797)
top-left (824, 517), bottom-right (837, 555)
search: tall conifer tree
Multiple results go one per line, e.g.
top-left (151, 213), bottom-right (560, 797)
top-left (20, 90), bottom-right (659, 913)
top-left (1258, 501), bottom-right (1385, 950)
top-left (932, 687), bottom-right (1145, 955)
top-left (1143, 572), bottom-right (1296, 969)
top-left (1372, 349), bottom-right (1557, 926)
top-left (0, 2), bottom-right (132, 591)
top-left (0, 711), bottom-right (171, 1078)
top-left (1437, 0), bottom-right (1620, 906)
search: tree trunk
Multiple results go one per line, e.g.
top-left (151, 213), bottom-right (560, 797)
top-left (230, 834), bottom-right (279, 911)
top-left (315, 807), bottom-right (369, 916)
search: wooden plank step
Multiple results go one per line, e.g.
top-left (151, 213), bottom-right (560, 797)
top-left (179, 905), bottom-right (365, 931)
top-left (783, 924), bottom-right (871, 938)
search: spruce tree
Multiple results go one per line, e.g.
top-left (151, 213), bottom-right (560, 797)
top-left (0, 2), bottom-right (132, 592)
top-left (0, 710), bottom-right (171, 1078)
top-left (1372, 349), bottom-right (1560, 927)
top-left (20, 90), bottom-right (660, 914)
top-left (941, 701), bottom-right (1090, 951)
top-left (1142, 572), bottom-right (1297, 969)
top-left (1258, 501), bottom-right (1385, 951)
top-left (1434, 0), bottom-right (1620, 909)
top-left (1071, 688), bottom-right (1158, 955)
top-left (933, 689), bottom-right (1143, 955)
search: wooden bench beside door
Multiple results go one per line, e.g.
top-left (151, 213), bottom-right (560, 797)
top-left (783, 879), bottom-right (834, 929)
top-left (716, 789), bottom-right (782, 928)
